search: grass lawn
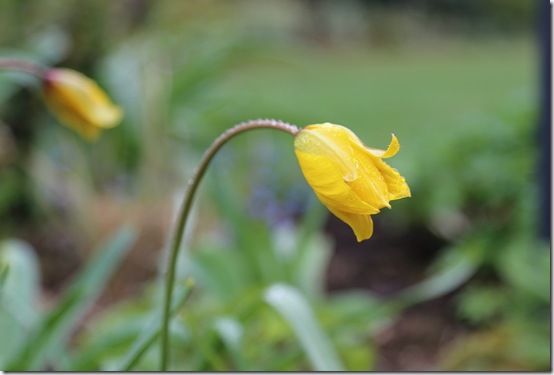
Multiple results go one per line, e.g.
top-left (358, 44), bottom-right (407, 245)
top-left (209, 39), bottom-right (536, 163)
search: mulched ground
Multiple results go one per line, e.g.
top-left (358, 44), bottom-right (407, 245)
top-left (324, 213), bottom-right (468, 371)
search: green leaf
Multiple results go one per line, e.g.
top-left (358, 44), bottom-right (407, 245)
top-left (0, 263), bottom-right (8, 289)
top-left (213, 316), bottom-right (245, 370)
top-left (66, 320), bottom-right (146, 371)
top-left (457, 286), bottom-right (508, 324)
top-left (391, 243), bottom-right (481, 307)
top-left (115, 278), bottom-right (195, 371)
top-left (189, 246), bottom-right (252, 302)
top-left (291, 232), bottom-right (332, 299)
top-left (0, 240), bottom-right (41, 367)
top-left (5, 226), bottom-right (137, 371)
top-left (264, 283), bottom-right (344, 371)
top-left (497, 237), bottom-right (549, 302)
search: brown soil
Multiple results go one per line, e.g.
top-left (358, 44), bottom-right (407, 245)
top-left (324, 213), bottom-right (468, 371)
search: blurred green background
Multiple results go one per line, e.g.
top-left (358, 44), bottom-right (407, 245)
top-left (0, 0), bottom-right (549, 371)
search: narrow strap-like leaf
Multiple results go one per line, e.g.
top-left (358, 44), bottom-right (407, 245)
top-left (116, 278), bottom-right (195, 371)
top-left (5, 226), bottom-right (136, 371)
top-left (264, 283), bottom-right (344, 371)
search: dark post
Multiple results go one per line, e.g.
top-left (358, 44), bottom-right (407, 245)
top-left (538, 0), bottom-right (551, 241)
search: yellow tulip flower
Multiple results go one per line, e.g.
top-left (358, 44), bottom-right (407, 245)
top-left (294, 123), bottom-right (411, 242)
top-left (42, 68), bottom-right (122, 140)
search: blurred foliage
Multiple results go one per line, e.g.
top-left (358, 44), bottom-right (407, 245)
top-left (0, 0), bottom-right (548, 372)
top-left (0, 228), bottom-right (136, 370)
top-left (64, 201), bottom-right (385, 371)
top-left (0, 240), bottom-right (40, 366)
top-left (434, 112), bottom-right (550, 371)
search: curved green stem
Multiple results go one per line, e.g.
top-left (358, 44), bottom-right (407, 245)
top-left (160, 119), bottom-right (299, 370)
top-left (0, 58), bottom-right (46, 78)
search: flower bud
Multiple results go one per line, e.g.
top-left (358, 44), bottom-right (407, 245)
top-left (294, 123), bottom-right (410, 241)
top-left (42, 68), bottom-right (122, 140)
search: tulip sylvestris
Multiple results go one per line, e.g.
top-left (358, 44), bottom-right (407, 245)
top-left (294, 123), bottom-right (411, 242)
top-left (42, 68), bottom-right (122, 140)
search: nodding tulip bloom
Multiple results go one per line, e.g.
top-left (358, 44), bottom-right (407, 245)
top-left (294, 123), bottom-right (411, 242)
top-left (42, 68), bottom-right (122, 140)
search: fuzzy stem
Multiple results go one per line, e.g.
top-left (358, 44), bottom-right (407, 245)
top-left (160, 119), bottom-right (299, 370)
top-left (0, 58), bottom-right (46, 78)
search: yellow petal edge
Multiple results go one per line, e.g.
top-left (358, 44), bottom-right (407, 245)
top-left (294, 123), bottom-right (410, 242)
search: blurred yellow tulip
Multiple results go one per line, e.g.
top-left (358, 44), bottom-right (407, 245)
top-left (42, 68), bottom-right (122, 140)
top-left (294, 123), bottom-right (410, 242)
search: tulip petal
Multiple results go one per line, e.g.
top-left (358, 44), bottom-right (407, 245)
top-left (326, 125), bottom-right (395, 207)
top-left (294, 123), bottom-right (410, 242)
top-left (364, 134), bottom-right (400, 159)
top-left (42, 69), bottom-right (122, 141)
top-left (372, 158), bottom-right (411, 201)
top-left (295, 150), bottom-right (380, 214)
top-left (298, 124), bottom-right (359, 179)
top-left (296, 124), bottom-right (390, 210)
top-left (349, 143), bottom-right (391, 209)
top-left (47, 69), bottom-right (122, 129)
top-left (327, 206), bottom-right (374, 242)
top-left (351, 134), bottom-right (410, 201)
top-left (43, 95), bottom-right (102, 140)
